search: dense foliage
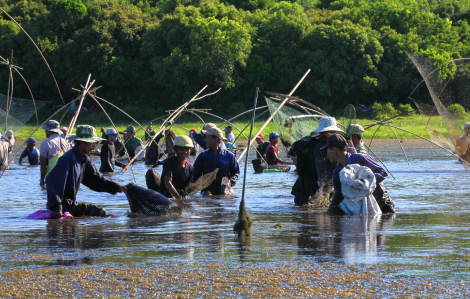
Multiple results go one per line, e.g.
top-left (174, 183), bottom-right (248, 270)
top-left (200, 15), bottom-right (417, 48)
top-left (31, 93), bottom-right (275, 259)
top-left (1, 0), bottom-right (470, 117)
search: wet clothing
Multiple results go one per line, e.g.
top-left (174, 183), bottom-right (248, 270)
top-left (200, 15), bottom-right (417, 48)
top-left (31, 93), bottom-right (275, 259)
top-left (193, 147), bottom-right (240, 195)
top-left (145, 131), bottom-right (164, 165)
top-left (19, 148), bottom-right (40, 165)
top-left (161, 156), bottom-right (194, 197)
top-left (0, 141), bottom-right (9, 170)
top-left (355, 142), bottom-right (368, 154)
top-left (46, 145), bottom-right (121, 216)
top-left (40, 134), bottom-right (71, 162)
top-left (118, 136), bottom-right (143, 159)
top-left (99, 141), bottom-right (125, 172)
top-left (266, 143), bottom-right (279, 165)
top-left (256, 142), bottom-right (270, 159)
top-left (291, 146), bottom-right (318, 206)
top-left (328, 153), bottom-right (395, 215)
top-left (190, 132), bottom-right (226, 151)
top-left (316, 135), bottom-right (336, 185)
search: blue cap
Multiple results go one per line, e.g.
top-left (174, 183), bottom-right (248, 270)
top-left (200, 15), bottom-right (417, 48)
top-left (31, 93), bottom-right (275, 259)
top-left (26, 137), bottom-right (36, 144)
top-left (269, 132), bottom-right (280, 139)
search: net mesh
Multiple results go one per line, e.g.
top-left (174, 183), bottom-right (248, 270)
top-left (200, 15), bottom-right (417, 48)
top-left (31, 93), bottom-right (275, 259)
top-left (0, 94), bottom-right (48, 133)
top-left (185, 168), bottom-right (218, 195)
top-left (408, 54), bottom-right (470, 170)
top-left (264, 95), bottom-right (329, 147)
top-left (125, 183), bottom-right (182, 215)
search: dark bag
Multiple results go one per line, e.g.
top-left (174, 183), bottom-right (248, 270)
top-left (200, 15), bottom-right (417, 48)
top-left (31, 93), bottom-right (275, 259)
top-left (125, 183), bottom-right (182, 215)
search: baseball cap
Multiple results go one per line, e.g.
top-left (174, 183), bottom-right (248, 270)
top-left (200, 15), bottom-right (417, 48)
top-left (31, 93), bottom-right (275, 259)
top-left (202, 127), bottom-right (224, 139)
top-left (268, 132), bottom-right (280, 139)
top-left (256, 133), bottom-right (264, 140)
top-left (106, 128), bottom-right (118, 135)
top-left (26, 137), bottom-right (36, 144)
top-left (349, 124), bottom-right (364, 135)
top-left (320, 134), bottom-right (347, 150)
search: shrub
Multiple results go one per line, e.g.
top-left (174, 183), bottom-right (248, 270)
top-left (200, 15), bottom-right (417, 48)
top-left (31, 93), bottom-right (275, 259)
top-left (396, 103), bottom-right (416, 116)
top-left (371, 102), bottom-right (396, 119)
top-left (447, 103), bottom-right (467, 118)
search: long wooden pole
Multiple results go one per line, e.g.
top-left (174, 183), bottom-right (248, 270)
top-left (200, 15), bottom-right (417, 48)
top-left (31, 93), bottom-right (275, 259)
top-left (67, 74), bottom-right (94, 136)
top-left (237, 69), bottom-right (311, 163)
top-left (122, 85), bottom-right (209, 172)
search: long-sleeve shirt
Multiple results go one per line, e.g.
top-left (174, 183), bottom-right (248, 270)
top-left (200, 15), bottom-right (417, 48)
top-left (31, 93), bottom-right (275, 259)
top-left (328, 153), bottom-right (388, 214)
top-left (192, 147), bottom-right (240, 195)
top-left (19, 148), bottom-right (40, 165)
top-left (118, 136), bottom-right (143, 158)
top-left (100, 141), bottom-right (125, 172)
top-left (46, 146), bottom-right (121, 213)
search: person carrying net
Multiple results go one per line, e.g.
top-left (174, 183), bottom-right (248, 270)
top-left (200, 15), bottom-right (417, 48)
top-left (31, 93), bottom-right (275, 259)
top-left (46, 125), bottom-right (126, 218)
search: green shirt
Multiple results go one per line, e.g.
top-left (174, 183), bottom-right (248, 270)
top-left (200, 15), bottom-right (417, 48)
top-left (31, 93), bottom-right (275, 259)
top-left (256, 142), bottom-right (270, 159)
top-left (119, 136), bottom-right (143, 158)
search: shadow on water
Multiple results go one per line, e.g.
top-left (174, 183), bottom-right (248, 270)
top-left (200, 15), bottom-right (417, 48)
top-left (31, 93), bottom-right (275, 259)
top-left (0, 140), bottom-right (470, 281)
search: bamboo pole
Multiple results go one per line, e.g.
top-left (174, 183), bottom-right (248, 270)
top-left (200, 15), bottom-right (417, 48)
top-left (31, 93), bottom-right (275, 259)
top-left (67, 74), bottom-right (94, 136)
top-left (122, 85), bottom-right (210, 172)
top-left (234, 88), bottom-right (258, 237)
top-left (237, 69), bottom-right (311, 163)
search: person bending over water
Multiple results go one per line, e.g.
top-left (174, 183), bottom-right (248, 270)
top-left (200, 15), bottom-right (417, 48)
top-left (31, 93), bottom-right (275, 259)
top-left (46, 125), bottom-right (126, 219)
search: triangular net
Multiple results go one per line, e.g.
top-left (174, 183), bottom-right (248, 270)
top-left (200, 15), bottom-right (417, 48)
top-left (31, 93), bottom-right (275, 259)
top-left (343, 104), bottom-right (356, 140)
top-left (185, 168), bottom-right (218, 195)
top-left (408, 54), bottom-right (470, 170)
top-left (125, 183), bottom-right (182, 215)
top-left (0, 94), bottom-right (48, 133)
top-left (264, 95), bottom-right (329, 147)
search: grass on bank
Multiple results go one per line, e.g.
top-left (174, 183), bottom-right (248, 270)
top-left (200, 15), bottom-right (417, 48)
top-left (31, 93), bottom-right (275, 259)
top-left (13, 112), bottom-right (463, 142)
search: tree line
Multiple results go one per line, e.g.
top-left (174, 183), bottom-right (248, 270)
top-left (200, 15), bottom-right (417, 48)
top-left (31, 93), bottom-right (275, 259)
top-left (0, 0), bottom-right (469, 118)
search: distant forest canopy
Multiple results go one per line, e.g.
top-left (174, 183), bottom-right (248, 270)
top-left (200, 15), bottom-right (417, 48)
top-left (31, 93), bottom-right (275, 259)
top-left (0, 0), bottom-right (470, 117)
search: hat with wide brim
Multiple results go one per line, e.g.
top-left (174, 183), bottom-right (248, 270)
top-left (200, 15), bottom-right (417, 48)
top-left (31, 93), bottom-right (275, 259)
top-left (67, 125), bottom-right (105, 143)
top-left (202, 127), bottom-right (224, 139)
top-left (312, 117), bottom-right (345, 134)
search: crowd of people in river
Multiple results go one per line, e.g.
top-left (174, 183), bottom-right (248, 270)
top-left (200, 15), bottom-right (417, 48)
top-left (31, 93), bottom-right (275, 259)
top-left (13, 113), bottom-right (470, 219)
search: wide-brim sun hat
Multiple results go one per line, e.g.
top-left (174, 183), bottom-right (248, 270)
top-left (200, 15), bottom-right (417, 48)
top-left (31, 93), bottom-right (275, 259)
top-left (41, 120), bottom-right (61, 133)
top-left (202, 123), bottom-right (216, 131)
top-left (123, 125), bottom-right (136, 133)
top-left (312, 117), bottom-right (345, 134)
top-left (174, 135), bottom-right (194, 148)
top-left (67, 125), bottom-right (106, 143)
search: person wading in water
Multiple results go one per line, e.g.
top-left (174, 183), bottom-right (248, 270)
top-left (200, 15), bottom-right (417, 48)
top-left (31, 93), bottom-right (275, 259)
top-left (46, 125), bottom-right (127, 218)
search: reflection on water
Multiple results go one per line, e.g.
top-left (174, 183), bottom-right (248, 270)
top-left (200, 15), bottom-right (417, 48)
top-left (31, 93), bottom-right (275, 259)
top-left (0, 141), bottom-right (469, 282)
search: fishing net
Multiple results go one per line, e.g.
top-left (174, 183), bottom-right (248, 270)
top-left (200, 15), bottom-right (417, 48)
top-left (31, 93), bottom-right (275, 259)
top-left (408, 54), bottom-right (470, 170)
top-left (0, 94), bottom-right (48, 133)
top-left (125, 183), bottom-right (182, 215)
top-left (264, 95), bottom-right (329, 148)
top-left (342, 104), bottom-right (356, 140)
top-left (184, 168), bottom-right (219, 195)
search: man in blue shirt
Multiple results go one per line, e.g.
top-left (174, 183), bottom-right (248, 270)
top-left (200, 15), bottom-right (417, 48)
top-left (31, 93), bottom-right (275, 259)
top-left (223, 126), bottom-right (235, 143)
top-left (46, 125), bottom-right (126, 218)
top-left (322, 134), bottom-right (396, 215)
top-left (19, 137), bottom-right (40, 165)
top-left (192, 127), bottom-right (240, 195)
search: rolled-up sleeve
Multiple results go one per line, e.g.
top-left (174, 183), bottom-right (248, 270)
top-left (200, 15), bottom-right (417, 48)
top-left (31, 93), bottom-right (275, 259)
top-left (359, 155), bottom-right (388, 183)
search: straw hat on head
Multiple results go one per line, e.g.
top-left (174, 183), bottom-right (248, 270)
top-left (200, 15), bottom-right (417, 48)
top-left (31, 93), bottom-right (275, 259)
top-left (67, 125), bottom-right (105, 143)
top-left (312, 117), bottom-right (345, 134)
top-left (42, 120), bottom-right (61, 133)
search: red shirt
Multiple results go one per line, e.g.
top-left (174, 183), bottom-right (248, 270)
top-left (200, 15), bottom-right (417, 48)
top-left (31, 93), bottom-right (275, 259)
top-left (266, 143), bottom-right (279, 165)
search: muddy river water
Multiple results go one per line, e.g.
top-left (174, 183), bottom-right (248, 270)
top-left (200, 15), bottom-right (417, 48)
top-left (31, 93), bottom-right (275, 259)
top-left (0, 139), bottom-right (469, 296)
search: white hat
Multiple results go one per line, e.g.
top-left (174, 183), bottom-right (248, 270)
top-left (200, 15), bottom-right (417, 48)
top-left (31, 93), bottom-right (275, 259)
top-left (106, 128), bottom-right (118, 135)
top-left (312, 117), bottom-right (345, 134)
top-left (5, 130), bottom-right (13, 138)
